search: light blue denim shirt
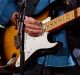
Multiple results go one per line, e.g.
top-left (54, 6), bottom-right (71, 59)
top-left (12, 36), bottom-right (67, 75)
top-left (35, 0), bottom-right (75, 67)
top-left (0, 0), bottom-right (18, 26)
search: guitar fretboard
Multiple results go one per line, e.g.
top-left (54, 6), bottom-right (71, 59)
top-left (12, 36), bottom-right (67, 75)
top-left (44, 7), bottom-right (80, 32)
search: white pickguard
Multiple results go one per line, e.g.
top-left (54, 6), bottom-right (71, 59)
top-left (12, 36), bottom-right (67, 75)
top-left (15, 17), bottom-right (57, 67)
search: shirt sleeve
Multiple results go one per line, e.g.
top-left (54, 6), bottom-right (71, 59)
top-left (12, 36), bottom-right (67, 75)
top-left (0, 1), bottom-right (18, 26)
top-left (34, 0), bottom-right (49, 14)
top-left (34, 0), bottom-right (55, 14)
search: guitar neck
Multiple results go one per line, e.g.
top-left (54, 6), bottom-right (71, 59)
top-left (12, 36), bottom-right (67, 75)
top-left (44, 7), bottom-right (80, 32)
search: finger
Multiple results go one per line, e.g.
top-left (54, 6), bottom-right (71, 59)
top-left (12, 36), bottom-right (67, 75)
top-left (25, 16), bottom-right (42, 25)
top-left (25, 30), bottom-right (42, 37)
top-left (25, 28), bottom-right (42, 34)
top-left (29, 34), bottom-right (40, 37)
top-left (25, 16), bottom-right (37, 24)
top-left (24, 23), bottom-right (42, 30)
top-left (26, 31), bottom-right (43, 37)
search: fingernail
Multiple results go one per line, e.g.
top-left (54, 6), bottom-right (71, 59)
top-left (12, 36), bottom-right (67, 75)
top-left (25, 16), bottom-right (29, 19)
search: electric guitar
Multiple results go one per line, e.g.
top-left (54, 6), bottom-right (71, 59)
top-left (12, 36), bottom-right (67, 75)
top-left (3, 6), bottom-right (80, 67)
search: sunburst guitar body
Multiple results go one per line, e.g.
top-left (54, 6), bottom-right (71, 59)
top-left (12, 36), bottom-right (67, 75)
top-left (3, 25), bottom-right (20, 65)
top-left (3, 6), bottom-right (80, 67)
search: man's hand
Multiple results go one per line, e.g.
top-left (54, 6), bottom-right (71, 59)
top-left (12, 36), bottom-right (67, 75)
top-left (24, 16), bottom-right (44, 37)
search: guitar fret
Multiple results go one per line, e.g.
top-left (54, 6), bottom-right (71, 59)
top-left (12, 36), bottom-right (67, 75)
top-left (65, 13), bottom-right (71, 22)
top-left (58, 16), bottom-right (63, 25)
top-left (62, 14), bottom-right (67, 24)
top-left (50, 18), bottom-right (58, 30)
top-left (77, 7), bottom-right (80, 17)
top-left (71, 11), bottom-right (75, 20)
top-left (53, 17), bottom-right (63, 28)
top-left (66, 13), bottom-right (71, 21)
